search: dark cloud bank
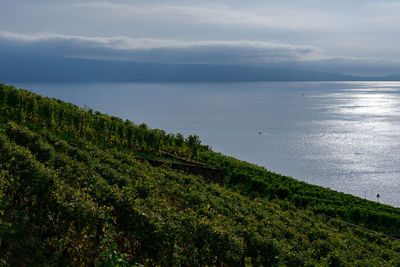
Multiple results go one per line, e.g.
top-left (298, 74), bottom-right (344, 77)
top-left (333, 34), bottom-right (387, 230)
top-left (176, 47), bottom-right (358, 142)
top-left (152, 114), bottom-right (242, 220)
top-left (1, 32), bottom-right (400, 82)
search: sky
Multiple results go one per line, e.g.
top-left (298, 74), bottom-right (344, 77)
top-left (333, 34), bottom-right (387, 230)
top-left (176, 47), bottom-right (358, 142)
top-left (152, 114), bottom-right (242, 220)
top-left (1, 0), bottom-right (400, 76)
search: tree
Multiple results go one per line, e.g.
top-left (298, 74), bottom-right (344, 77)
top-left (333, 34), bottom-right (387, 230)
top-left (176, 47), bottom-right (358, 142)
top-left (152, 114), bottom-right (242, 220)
top-left (175, 133), bottom-right (185, 153)
top-left (0, 84), bottom-right (7, 106)
top-left (186, 135), bottom-right (201, 160)
top-left (26, 96), bottom-right (38, 123)
top-left (126, 126), bottom-right (133, 148)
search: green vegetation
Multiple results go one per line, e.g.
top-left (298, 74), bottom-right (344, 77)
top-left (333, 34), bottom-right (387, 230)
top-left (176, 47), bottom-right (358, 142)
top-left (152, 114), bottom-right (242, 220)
top-left (198, 151), bottom-right (400, 237)
top-left (1, 83), bottom-right (400, 266)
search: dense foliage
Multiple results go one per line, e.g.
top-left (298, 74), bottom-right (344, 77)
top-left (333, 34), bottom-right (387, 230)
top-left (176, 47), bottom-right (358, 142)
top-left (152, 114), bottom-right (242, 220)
top-left (198, 151), bottom-right (400, 237)
top-left (1, 83), bottom-right (400, 266)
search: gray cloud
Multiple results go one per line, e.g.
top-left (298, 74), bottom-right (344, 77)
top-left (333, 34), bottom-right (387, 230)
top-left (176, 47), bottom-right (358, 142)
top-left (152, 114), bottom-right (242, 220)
top-left (72, 2), bottom-right (332, 31)
top-left (2, 30), bottom-right (400, 76)
top-left (2, 0), bottom-right (400, 77)
top-left (2, 0), bottom-right (400, 63)
top-left (0, 31), bottom-right (319, 65)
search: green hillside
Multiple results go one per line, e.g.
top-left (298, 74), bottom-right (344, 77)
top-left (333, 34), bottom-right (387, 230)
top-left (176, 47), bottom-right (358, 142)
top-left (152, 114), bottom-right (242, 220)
top-left (1, 83), bottom-right (400, 266)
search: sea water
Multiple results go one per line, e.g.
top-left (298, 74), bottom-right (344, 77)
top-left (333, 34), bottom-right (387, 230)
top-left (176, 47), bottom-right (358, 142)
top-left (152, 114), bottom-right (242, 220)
top-left (12, 81), bottom-right (400, 207)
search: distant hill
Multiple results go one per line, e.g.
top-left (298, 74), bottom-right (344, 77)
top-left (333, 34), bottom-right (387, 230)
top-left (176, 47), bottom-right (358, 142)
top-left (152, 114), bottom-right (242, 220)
top-left (0, 53), bottom-right (382, 82)
top-left (380, 73), bottom-right (400, 81)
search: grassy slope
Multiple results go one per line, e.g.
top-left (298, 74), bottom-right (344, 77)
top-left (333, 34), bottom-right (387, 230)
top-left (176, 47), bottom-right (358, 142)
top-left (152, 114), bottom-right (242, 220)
top-left (1, 83), bottom-right (400, 266)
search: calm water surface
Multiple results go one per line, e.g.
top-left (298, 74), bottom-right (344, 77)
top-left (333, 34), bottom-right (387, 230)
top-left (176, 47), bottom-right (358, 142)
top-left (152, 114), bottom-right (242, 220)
top-left (13, 81), bottom-right (400, 207)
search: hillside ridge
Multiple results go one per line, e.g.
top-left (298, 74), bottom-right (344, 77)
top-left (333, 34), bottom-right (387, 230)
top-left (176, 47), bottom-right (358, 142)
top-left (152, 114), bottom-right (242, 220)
top-left (1, 83), bottom-right (400, 266)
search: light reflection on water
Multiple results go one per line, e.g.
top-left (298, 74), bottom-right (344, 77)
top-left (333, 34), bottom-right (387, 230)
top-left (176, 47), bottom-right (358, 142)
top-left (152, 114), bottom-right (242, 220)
top-left (12, 81), bottom-right (400, 207)
top-left (308, 82), bottom-right (400, 206)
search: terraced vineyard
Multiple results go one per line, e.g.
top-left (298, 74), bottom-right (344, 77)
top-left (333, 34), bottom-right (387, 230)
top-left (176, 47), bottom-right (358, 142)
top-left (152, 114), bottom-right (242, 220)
top-left (1, 83), bottom-right (400, 266)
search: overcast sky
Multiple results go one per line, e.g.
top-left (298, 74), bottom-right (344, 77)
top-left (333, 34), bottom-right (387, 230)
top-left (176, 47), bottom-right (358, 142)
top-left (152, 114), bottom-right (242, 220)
top-left (2, 0), bottom-right (400, 75)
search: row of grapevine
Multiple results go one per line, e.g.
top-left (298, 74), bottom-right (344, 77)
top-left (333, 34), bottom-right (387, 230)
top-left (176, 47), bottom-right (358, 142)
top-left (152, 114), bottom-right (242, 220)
top-left (1, 122), bottom-right (400, 265)
top-left (198, 149), bottom-right (400, 237)
top-left (0, 84), bottom-right (202, 159)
